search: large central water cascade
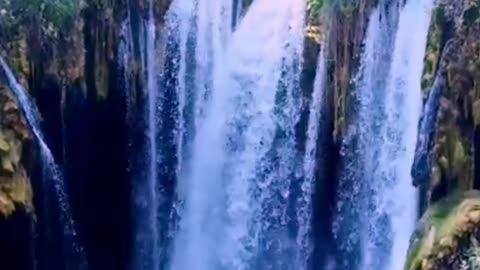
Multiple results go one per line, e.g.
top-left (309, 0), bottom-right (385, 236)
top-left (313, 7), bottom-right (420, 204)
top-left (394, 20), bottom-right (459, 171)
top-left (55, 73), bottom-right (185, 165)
top-left (131, 0), bottom-right (436, 269)
top-left (168, 0), bottom-right (310, 269)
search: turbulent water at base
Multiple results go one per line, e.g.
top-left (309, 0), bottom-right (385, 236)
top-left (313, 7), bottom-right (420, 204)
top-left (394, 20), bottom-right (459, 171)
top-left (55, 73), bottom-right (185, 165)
top-left (334, 0), bottom-right (434, 269)
top-left (0, 56), bottom-right (87, 269)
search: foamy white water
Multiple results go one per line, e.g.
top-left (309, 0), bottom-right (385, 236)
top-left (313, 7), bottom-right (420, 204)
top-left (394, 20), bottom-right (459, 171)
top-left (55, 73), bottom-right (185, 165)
top-left (334, 0), bottom-right (433, 269)
top-left (383, 0), bottom-right (434, 269)
top-left (169, 0), bottom-right (307, 269)
top-left (298, 43), bottom-right (328, 269)
top-left (169, 1), bottom-right (233, 269)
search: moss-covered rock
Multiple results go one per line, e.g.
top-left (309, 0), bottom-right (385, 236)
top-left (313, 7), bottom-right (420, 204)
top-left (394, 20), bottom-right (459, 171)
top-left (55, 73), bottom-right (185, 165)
top-left (422, 6), bottom-right (446, 93)
top-left (327, 0), bottom-right (376, 141)
top-left (0, 85), bottom-right (33, 217)
top-left (405, 190), bottom-right (480, 270)
top-left (416, 0), bottom-right (480, 207)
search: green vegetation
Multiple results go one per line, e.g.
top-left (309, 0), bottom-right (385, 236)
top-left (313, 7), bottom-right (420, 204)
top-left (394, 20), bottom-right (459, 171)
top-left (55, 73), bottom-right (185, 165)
top-left (306, 0), bottom-right (358, 16)
top-left (405, 191), bottom-right (480, 270)
top-left (0, 0), bottom-right (80, 37)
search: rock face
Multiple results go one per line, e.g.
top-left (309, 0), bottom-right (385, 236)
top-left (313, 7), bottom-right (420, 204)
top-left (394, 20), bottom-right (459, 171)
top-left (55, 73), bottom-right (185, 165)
top-left (0, 1), bottom-right (171, 269)
top-left (0, 38), bottom-right (35, 270)
top-left (0, 16), bottom-right (34, 217)
top-left (407, 0), bottom-right (480, 268)
top-left (414, 0), bottom-right (480, 204)
top-left (0, 83), bottom-right (32, 217)
top-left (405, 190), bottom-right (480, 270)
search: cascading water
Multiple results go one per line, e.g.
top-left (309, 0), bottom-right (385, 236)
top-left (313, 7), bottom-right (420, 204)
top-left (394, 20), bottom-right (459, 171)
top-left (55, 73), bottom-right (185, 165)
top-left (334, 2), bottom-right (400, 268)
top-left (133, 0), bottom-right (162, 269)
top-left (145, 6), bottom-right (159, 265)
top-left (0, 0), bottom-right (457, 269)
top-left (192, 0), bottom-right (233, 134)
top-left (168, 0), bottom-right (234, 269)
top-left (119, 15), bottom-right (135, 126)
top-left (298, 43), bottom-right (328, 269)
top-left (219, 1), bottom-right (306, 268)
top-left (166, 0), bottom-right (195, 196)
top-left (334, 0), bottom-right (434, 269)
top-left (168, 0), bottom-right (309, 269)
top-left (0, 56), bottom-right (87, 269)
top-left (383, 0), bottom-right (434, 269)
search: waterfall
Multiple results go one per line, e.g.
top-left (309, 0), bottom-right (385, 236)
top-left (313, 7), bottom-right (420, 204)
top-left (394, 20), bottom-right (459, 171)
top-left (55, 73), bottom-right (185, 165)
top-left (221, 1), bottom-right (306, 268)
top-left (384, 0), bottom-right (434, 269)
top-left (411, 74), bottom-right (445, 188)
top-left (298, 44), bottom-right (328, 269)
top-left (145, 6), bottom-right (160, 267)
top-left (192, 0), bottom-right (233, 134)
top-left (133, 0), bottom-right (162, 269)
top-left (119, 16), bottom-right (135, 126)
top-left (168, 0), bottom-right (234, 269)
top-left (0, 0), bottom-right (451, 268)
top-left (168, 0), bottom-right (308, 269)
top-left (334, 2), bottom-right (400, 268)
top-left (334, 0), bottom-right (434, 269)
top-left (166, 0), bottom-right (195, 198)
top-left (0, 56), bottom-right (87, 269)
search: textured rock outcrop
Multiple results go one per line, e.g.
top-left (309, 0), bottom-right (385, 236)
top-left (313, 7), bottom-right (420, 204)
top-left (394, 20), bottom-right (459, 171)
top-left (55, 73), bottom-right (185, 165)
top-left (0, 29), bottom-right (33, 217)
top-left (412, 0), bottom-right (480, 207)
top-left (408, 0), bottom-right (480, 268)
top-left (0, 84), bottom-right (32, 217)
top-left (405, 190), bottom-right (480, 270)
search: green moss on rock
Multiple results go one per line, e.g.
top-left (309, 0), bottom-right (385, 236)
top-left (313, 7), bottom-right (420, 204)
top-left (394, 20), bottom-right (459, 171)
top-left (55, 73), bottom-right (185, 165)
top-left (0, 82), bottom-right (33, 217)
top-left (422, 7), bottom-right (445, 93)
top-left (406, 190), bottom-right (480, 270)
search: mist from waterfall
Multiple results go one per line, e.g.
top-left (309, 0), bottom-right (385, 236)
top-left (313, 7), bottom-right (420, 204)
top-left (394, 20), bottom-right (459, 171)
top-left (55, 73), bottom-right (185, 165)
top-left (144, 1), bottom-right (160, 269)
top-left (334, 0), bottom-right (434, 269)
top-left (0, 56), bottom-right (87, 270)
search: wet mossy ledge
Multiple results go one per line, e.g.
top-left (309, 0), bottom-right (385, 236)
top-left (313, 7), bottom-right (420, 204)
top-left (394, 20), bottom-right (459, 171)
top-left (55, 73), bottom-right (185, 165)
top-left (405, 190), bottom-right (480, 270)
